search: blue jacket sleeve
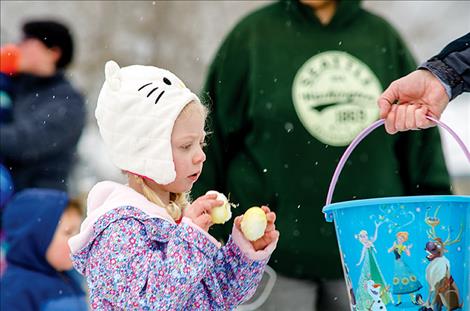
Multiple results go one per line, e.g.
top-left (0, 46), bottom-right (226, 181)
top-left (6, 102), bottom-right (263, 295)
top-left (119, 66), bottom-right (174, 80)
top-left (0, 85), bottom-right (85, 161)
top-left (420, 32), bottom-right (470, 100)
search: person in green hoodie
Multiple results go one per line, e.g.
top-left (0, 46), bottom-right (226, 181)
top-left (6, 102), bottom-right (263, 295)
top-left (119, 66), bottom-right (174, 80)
top-left (193, 1), bottom-right (451, 310)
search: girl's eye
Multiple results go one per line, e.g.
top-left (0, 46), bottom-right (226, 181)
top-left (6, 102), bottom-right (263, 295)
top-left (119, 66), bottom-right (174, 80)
top-left (181, 144), bottom-right (192, 150)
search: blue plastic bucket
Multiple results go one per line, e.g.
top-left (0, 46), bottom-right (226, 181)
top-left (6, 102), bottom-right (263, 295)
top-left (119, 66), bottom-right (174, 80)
top-left (323, 117), bottom-right (470, 311)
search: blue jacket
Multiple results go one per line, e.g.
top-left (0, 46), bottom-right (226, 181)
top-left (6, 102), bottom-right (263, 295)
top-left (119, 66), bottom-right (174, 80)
top-left (0, 189), bottom-right (87, 311)
top-left (0, 72), bottom-right (85, 191)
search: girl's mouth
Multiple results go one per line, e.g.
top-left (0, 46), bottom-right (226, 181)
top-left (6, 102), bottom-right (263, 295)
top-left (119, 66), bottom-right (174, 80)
top-left (188, 172), bottom-right (199, 181)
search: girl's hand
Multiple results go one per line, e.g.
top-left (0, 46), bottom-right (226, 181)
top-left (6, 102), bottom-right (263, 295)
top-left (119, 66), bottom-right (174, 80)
top-left (235, 206), bottom-right (279, 251)
top-left (185, 193), bottom-right (224, 232)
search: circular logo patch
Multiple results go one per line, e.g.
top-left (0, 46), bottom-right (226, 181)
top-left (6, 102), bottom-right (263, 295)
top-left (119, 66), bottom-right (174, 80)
top-left (292, 51), bottom-right (382, 146)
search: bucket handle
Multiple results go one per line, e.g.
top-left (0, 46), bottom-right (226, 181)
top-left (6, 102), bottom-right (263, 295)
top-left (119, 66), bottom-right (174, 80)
top-left (325, 116), bottom-right (470, 206)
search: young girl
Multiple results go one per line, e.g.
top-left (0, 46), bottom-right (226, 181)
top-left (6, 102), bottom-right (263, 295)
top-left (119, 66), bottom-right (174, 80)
top-left (354, 221), bottom-right (392, 309)
top-left (387, 231), bottom-right (422, 306)
top-left (68, 61), bottom-right (279, 310)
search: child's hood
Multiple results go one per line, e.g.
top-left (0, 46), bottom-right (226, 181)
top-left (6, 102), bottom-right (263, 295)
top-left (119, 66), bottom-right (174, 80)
top-left (68, 181), bottom-right (174, 254)
top-left (3, 188), bottom-right (68, 274)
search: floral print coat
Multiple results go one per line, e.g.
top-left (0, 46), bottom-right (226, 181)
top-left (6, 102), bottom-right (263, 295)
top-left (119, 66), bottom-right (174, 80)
top-left (69, 181), bottom-right (277, 310)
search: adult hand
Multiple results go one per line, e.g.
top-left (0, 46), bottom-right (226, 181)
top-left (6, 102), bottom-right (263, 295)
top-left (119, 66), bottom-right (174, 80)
top-left (184, 193), bottom-right (224, 232)
top-left (235, 205), bottom-right (279, 251)
top-left (378, 70), bottom-right (450, 134)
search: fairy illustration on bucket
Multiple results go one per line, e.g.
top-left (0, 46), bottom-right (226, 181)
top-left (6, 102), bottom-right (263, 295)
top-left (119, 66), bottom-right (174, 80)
top-left (388, 231), bottom-right (422, 306)
top-left (354, 220), bottom-right (393, 310)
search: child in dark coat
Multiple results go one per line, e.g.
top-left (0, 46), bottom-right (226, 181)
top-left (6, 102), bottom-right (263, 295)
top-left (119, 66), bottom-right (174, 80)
top-left (0, 188), bottom-right (87, 311)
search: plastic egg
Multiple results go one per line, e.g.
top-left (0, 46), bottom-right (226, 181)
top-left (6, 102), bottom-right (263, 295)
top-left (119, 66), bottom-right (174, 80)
top-left (241, 206), bottom-right (267, 241)
top-left (206, 190), bottom-right (232, 224)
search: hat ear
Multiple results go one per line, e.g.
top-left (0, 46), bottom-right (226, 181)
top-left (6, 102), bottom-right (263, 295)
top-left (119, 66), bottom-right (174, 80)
top-left (105, 60), bottom-right (121, 91)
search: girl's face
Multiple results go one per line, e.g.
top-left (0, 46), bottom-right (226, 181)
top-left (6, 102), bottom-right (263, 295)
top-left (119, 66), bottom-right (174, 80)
top-left (397, 235), bottom-right (405, 243)
top-left (163, 102), bottom-right (206, 193)
top-left (359, 232), bottom-right (368, 243)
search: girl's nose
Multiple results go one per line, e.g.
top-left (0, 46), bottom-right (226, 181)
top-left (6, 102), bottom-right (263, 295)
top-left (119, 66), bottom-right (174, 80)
top-left (193, 148), bottom-right (206, 164)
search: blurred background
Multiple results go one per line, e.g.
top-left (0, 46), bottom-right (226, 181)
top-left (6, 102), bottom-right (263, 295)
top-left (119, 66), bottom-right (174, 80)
top-left (1, 0), bottom-right (469, 196)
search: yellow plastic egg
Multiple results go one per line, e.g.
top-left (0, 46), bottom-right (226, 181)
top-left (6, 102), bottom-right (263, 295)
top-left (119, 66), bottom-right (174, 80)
top-left (241, 206), bottom-right (267, 241)
top-left (206, 190), bottom-right (232, 224)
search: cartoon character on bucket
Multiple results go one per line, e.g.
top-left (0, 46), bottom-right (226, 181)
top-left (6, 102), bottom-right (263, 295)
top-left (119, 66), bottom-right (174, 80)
top-left (354, 221), bottom-right (393, 309)
top-left (387, 231), bottom-right (422, 306)
top-left (417, 207), bottom-right (463, 311)
top-left (367, 280), bottom-right (388, 311)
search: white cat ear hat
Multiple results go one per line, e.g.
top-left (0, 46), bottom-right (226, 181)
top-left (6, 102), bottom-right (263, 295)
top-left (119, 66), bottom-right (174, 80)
top-left (95, 60), bottom-right (201, 184)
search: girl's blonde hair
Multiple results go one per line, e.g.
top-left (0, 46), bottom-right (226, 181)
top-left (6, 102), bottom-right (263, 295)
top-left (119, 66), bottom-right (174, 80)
top-left (134, 101), bottom-right (208, 221)
top-left (134, 175), bottom-right (190, 220)
top-left (396, 231), bottom-right (409, 242)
